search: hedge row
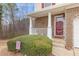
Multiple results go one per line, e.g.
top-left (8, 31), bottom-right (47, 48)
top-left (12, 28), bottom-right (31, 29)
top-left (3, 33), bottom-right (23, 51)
top-left (7, 35), bottom-right (52, 56)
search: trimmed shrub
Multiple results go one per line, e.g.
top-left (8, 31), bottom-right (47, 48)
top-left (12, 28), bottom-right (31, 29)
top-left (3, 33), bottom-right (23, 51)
top-left (7, 35), bottom-right (52, 56)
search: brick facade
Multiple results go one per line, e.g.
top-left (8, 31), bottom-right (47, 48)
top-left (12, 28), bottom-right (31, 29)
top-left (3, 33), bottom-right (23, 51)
top-left (65, 7), bottom-right (79, 50)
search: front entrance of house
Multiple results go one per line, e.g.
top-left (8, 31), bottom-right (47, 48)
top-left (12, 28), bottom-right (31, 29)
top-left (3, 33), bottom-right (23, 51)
top-left (73, 16), bottom-right (79, 48)
top-left (54, 15), bottom-right (64, 38)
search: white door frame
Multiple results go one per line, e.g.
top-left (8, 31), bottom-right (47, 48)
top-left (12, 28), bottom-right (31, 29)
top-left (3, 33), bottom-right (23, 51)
top-left (54, 15), bottom-right (64, 38)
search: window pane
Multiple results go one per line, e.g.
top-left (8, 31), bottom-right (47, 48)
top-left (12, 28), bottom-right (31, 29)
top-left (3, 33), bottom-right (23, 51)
top-left (52, 3), bottom-right (55, 5)
top-left (44, 3), bottom-right (51, 7)
top-left (42, 3), bottom-right (44, 8)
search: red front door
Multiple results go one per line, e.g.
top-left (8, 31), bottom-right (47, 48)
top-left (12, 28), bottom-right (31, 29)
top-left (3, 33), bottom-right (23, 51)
top-left (56, 21), bottom-right (63, 35)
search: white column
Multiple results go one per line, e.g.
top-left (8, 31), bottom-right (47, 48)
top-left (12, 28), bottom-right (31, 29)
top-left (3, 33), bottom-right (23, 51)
top-left (47, 12), bottom-right (52, 39)
top-left (29, 17), bottom-right (32, 35)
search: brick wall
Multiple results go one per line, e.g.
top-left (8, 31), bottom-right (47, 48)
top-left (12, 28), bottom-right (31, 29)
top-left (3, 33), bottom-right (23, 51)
top-left (65, 7), bottom-right (79, 50)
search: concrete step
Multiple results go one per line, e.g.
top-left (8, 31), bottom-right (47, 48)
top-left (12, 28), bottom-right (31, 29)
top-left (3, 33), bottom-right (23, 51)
top-left (53, 42), bottom-right (65, 48)
top-left (52, 38), bottom-right (74, 56)
top-left (53, 46), bottom-right (74, 56)
top-left (53, 39), bottom-right (65, 45)
top-left (53, 39), bottom-right (65, 48)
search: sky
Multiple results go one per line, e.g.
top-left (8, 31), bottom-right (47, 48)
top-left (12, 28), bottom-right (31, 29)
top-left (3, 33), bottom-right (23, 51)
top-left (16, 3), bottom-right (35, 19)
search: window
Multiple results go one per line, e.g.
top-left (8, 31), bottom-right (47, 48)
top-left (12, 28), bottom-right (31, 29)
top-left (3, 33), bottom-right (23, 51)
top-left (42, 3), bottom-right (55, 8)
top-left (42, 3), bottom-right (44, 8)
top-left (52, 3), bottom-right (55, 5)
top-left (44, 3), bottom-right (51, 7)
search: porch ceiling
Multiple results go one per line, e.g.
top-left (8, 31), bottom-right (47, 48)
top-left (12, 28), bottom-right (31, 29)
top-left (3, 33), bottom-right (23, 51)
top-left (27, 3), bottom-right (79, 18)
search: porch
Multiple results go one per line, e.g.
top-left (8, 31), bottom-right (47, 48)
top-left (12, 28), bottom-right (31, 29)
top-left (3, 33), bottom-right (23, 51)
top-left (29, 13), bottom-right (65, 40)
top-left (29, 12), bottom-right (53, 39)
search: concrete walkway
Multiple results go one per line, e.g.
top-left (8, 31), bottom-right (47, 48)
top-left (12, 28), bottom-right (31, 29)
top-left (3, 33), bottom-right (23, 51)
top-left (53, 38), bottom-right (79, 56)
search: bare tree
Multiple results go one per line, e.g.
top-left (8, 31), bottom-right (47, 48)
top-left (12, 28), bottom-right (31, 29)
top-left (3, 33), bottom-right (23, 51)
top-left (0, 4), bottom-right (2, 37)
top-left (3, 4), bottom-right (18, 37)
top-left (1, 3), bottom-right (29, 38)
top-left (7, 3), bottom-right (17, 36)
